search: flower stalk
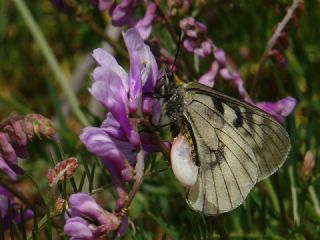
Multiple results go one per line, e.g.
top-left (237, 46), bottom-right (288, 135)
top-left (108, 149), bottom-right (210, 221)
top-left (250, 0), bottom-right (304, 98)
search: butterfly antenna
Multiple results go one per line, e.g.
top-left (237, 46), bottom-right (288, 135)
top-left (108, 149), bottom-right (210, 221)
top-left (170, 31), bottom-right (182, 73)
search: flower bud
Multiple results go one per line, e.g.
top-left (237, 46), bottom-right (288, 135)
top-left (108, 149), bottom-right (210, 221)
top-left (47, 157), bottom-right (79, 187)
top-left (300, 150), bottom-right (314, 179)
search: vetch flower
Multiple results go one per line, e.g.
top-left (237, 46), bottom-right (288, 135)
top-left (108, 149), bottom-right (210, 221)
top-left (80, 127), bottom-right (133, 182)
top-left (214, 48), bottom-right (227, 65)
top-left (123, 28), bottom-right (159, 112)
top-left (80, 28), bottom-right (161, 237)
top-left (47, 157), bottom-right (79, 187)
top-left (300, 150), bottom-right (314, 179)
top-left (91, 0), bottom-right (156, 39)
top-left (133, 3), bottom-right (157, 40)
top-left (256, 96), bottom-right (297, 124)
top-left (110, 0), bottom-right (140, 26)
top-left (0, 133), bottom-right (24, 180)
top-left (196, 45), bottom-right (296, 124)
top-left (198, 61), bottom-right (219, 88)
top-left (0, 114), bottom-right (55, 180)
top-left (64, 193), bottom-right (121, 239)
top-left (180, 17), bottom-right (213, 57)
top-left (82, 28), bottom-right (160, 176)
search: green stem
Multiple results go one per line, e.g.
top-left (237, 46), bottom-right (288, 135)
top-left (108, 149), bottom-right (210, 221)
top-left (289, 164), bottom-right (299, 224)
top-left (308, 186), bottom-right (320, 216)
top-left (12, 0), bottom-right (89, 126)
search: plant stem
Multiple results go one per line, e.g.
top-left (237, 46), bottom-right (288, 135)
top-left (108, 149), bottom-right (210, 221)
top-left (250, 0), bottom-right (303, 98)
top-left (12, 0), bottom-right (89, 126)
top-left (124, 150), bottom-right (145, 209)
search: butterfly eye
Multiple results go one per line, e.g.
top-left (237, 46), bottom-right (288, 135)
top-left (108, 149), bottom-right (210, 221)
top-left (171, 134), bottom-right (198, 187)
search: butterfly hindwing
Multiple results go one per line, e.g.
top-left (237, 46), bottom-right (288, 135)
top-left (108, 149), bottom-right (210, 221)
top-left (182, 82), bottom-right (291, 215)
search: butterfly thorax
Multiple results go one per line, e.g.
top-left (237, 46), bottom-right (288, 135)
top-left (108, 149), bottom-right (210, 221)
top-left (166, 85), bottom-right (185, 137)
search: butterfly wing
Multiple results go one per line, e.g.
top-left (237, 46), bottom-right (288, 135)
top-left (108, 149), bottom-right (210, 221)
top-left (183, 82), bottom-right (291, 215)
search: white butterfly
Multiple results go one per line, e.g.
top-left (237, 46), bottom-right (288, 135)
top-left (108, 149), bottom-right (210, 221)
top-left (167, 82), bottom-right (291, 215)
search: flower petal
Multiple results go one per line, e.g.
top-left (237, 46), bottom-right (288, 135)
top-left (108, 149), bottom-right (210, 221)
top-left (111, 0), bottom-right (138, 26)
top-left (123, 28), bottom-right (144, 112)
top-left (90, 68), bottom-right (140, 147)
top-left (134, 3), bottom-right (156, 39)
top-left (69, 193), bottom-right (104, 221)
top-left (80, 127), bottom-right (123, 160)
top-left (64, 217), bottom-right (93, 240)
top-left (92, 48), bottom-right (129, 92)
top-left (0, 154), bottom-right (17, 180)
top-left (141, 45), bottom-right (159, 94)
top-left (256, 97), bottom-right (297, 124)
top-left (198, 61), bottom-right (219, 88)
top-left (80, 127), bottom-right (132, 181)
top-left (101, 113), bottom-right (126, 141)
top-left (214, 48), bottom-right (226, 65)
top-left (219, 68), bottom-right (233, 80)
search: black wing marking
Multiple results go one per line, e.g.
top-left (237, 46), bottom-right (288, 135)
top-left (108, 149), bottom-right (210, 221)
top-left (182, 83), bottom-right (290, 215)
top-left (184, 104), bottom-right (259, 214)
top-left (186, 82), bottom-right (291, 181)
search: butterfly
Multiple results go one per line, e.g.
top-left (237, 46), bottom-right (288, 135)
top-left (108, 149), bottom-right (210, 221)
top-left (165, 78), bottom-right (291, 215)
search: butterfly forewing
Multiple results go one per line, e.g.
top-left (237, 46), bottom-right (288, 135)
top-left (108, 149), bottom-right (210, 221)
top-left (182, 82), bottom-right (291, 215)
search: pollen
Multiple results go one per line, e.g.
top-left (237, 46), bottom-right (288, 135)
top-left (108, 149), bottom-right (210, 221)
top-left (181, 123), bottom-right (197, 163)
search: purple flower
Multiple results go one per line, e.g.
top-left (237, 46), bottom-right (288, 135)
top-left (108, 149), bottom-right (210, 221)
top-left (0, 114), bottom-right (55, 180)
top-left (80, 127), bottom-right (133, 182)
top-left (90, 48), bottom-right (140, 148)
top-left (198, 47), bottom-right (252, 101)
top-left (0, 185), bottom-right (33, 229)
top-left (198, 61), bottom-right (219, 88)
top-left (214, 48), bottom-right (227, 65)
top-left (256, 97), bottom-right (297, 124)
top-left (80, 29), bottom-right (162, 237)
top-left (92, 0), bottom-right (156, 39)
top-left (81, 28), bottom-right (160, 185)
top-left (0, 133), bottom-right (24, 180)
top-left (64, 193), bottom-right (121, 239)
top-left (123, 28), bottom-right (159, 112)
top-left (196, 46), bottom-right (296, 123)
top-left (110, 0), bottom-right (139, 26)
top-left (179, 17), bottom-right (213, 57)
top-left (133, 3), bottom-right (157, 40)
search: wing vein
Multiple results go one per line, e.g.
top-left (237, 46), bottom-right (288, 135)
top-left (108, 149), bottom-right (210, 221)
top-left (188, 105), bottom-right (258, 169)
top-left (241, 115), bottom-right (285, 156)
top-left (216, 129), bottom-right (256, 184)
top-left (220, 146), bottom-right (245, 200)
top-left (217, 162), bottom-right (233, 208)
top-left (210, 151), bottom-right (219, 214)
